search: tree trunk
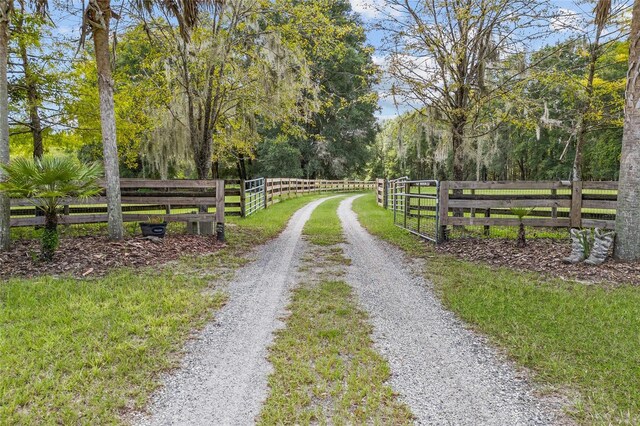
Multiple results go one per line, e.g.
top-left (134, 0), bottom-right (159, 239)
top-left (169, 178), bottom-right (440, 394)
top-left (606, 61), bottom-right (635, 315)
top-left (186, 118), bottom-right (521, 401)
top-left (16, 0), bottom-right (42, 159)
top-left (451, 118), bottom-right (465, 181)
top-left (0, 12), bottom-right (10, 251)
top-left (236, 154), bottom-right (247, 180)
top-left (451, 117), bottom-right (466, 222)
top-left (90, 0), bottom-right (123, 240)
top-left (516, 222), bottom-right (526, 248)
top-left (615, 0), bottom-right (640, 261)
top-left (41, 209), bottom-right (58, 261)
top-left (211, 160), bottom-right (219, 179)
top-left (573, 12), bottom-right (605, 182)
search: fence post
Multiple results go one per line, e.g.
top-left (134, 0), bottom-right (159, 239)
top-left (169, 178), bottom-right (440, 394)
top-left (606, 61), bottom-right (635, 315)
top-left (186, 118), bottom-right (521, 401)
top-left (438, 181), bottom-right (449, 242)
top-left (383, 179), bottom-right (388, 209)
top-left (215, 179), bottom-right (225, 242)
top-left (570, 181), bottom-right (583, 228)
top-left (263, 179), bottom-right (268, 209)
top-left (240, 180), bottom-right (246, 217)
top-left (404, 181), bottom-right (409, 229)
top-left (484, 208), bottom-right (491, 236)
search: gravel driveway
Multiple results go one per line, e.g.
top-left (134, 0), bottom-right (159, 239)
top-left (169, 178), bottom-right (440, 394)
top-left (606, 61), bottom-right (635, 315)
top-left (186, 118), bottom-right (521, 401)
top-left (338, 195), bottom-right (566, 426)
top-left (135, 197), bottom-right (335, 426)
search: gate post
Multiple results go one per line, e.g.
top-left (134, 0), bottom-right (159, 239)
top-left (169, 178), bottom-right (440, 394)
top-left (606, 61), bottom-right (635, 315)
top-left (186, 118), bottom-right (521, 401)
top-left (438, 181), bottom-right (449, 242)
top-left (215, 179), bottom-right (225, 242)
top-left (240, 180), bottom-right (246, 217)
top-left (263, 179), bottom-right (268, 209)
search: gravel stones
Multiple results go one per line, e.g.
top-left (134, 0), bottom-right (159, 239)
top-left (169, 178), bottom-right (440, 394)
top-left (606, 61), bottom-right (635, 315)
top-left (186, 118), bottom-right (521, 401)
top-left (134, 197), bottom-right (335, 426)
top-left (337, 195), bottom-right (568, 426)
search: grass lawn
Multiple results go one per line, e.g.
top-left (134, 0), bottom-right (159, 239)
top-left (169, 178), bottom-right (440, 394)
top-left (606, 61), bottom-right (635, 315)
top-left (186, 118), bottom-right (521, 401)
top-left (259, 195), bottom-right (413, 424)
top-left (0, 193), bottom-right (330, 424)
top-left (352, 193), bottom-right (640, 425)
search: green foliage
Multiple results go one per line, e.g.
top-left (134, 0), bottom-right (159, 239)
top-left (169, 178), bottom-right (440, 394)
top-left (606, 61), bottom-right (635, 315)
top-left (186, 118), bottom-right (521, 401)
top-left (373, 38), bottom-right (628, 182)
top-left (254, 137), bottom-right (304, 178)
top-left (509, 207), bottom-right (534, 220)
top-left (257, 0), bottom-right (379, 180)
top-left (0, 156), bottom-right (103, 259)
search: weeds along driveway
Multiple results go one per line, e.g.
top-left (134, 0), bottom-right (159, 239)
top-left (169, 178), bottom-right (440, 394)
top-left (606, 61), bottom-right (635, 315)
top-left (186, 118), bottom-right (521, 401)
top-left (338, 195), bottom-right (566, 426)
top-left (135, 196), bottom-right (339, 426)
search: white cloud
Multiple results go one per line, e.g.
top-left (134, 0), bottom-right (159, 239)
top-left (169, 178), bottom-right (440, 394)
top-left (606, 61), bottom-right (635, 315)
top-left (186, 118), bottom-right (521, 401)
top-left (350, 0), bottom-right (381, 19)
top-left (550, 8), bottom-right (582, 32)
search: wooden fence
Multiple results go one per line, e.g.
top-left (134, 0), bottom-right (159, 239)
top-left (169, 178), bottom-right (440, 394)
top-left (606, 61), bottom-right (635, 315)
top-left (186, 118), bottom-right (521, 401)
top-left (10, 177), bottom-right (375, 228)
top-left (263, 178), bottom-right (374, 207)
top-left (10, 179), bottom-right (226, 228)
top-left (377, 179), bottom-right (619, 238)
top-left (438, 180), bottom-right (618, 230)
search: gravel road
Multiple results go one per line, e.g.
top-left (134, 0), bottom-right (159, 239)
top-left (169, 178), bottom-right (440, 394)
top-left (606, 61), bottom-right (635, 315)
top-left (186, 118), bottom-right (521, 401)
top-left (338, 195), bottom-right (566, 426)
top-left (135, 197), bottom-right (334, 426)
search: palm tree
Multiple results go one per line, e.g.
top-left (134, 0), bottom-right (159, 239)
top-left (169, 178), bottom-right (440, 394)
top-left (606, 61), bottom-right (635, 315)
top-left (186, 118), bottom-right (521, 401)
top-left (615, 0), bottom-right (640, 261)
top-left (510, 207), bottom-right (534, 248)
top-left (0, 156), bottom-right (103, 260)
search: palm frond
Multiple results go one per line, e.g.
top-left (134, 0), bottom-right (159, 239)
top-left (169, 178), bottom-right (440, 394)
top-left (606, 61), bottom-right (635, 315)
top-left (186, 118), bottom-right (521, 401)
top-left (0, 156), bottom-right (104, 214)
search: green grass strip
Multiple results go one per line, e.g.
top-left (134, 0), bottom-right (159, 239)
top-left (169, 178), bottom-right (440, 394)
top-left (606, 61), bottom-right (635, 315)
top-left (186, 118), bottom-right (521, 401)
top-left (352, 193), bottom-right (640, 425)
top-left (302, 196), bottom-right (348, 245)
top-left (0, 269), bottom-right (226, 424)
top-left (260, 194), bottom-right (413, 425)
top-left (260, 280), bottom-right (413, 425)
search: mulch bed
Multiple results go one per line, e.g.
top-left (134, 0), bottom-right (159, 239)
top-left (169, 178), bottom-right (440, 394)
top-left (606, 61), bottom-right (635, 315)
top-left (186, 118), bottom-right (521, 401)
top-left (436, 238), bottom-right (640, 286)
top-left (0, 234), bottom-right (224, 279)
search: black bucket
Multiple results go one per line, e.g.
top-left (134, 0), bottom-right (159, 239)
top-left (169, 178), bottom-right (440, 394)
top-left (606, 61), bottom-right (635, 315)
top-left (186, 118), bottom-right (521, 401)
top-left (140, 222), bottom-right (168, 238)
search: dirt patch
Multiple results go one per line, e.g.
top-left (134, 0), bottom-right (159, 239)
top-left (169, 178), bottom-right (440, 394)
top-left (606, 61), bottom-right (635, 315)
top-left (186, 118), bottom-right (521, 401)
top-left (1, 234), bottom-right (223, 279)
top-left (436, 238), bottom-right (640, 286)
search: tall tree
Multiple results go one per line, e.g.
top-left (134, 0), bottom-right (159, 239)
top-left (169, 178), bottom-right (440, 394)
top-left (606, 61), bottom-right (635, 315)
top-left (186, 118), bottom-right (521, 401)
top-left (138, 0), bottom-right (318, 180)
top-left (615, 0), bottom-right (640, 261)
top-left (377, 0), bottom-right (549, 181)
top-left (0, 0), bottom-right (46, 250)
top-left (84, 0), bottom-right (123, 240)
top-left (0, 0), bottom-right (11, 250)
top-left (14, 0), bottom-right (43, 159)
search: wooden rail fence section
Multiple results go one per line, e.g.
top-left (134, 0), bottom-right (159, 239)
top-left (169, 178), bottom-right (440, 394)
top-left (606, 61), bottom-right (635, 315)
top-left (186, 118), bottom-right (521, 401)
top-left (377, 180), bottom-right (619, 231)
top-left (10, 178), bottom-right (375, 228)
top-left (264, 178), bottom-right (374, 207)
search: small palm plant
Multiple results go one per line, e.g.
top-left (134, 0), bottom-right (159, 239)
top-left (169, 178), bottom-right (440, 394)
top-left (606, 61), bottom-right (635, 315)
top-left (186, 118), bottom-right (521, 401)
top-left (0, 157), bottom-right (103, 260)
top-left (510, 207), bottom-right (535, 248)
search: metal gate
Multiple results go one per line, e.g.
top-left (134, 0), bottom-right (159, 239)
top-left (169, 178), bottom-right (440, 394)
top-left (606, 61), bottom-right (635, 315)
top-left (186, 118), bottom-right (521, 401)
top-left (392, 179), bottom-right (440, 242)
top-left (244, 178), bottom-right (265, 217)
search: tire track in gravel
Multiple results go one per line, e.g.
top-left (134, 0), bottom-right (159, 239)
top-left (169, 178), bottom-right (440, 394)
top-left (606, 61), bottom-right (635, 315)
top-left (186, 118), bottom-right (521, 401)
top-left (338, 195), bottom-right (567, 426)
top-left (135, 197), bottom-right (337, 426)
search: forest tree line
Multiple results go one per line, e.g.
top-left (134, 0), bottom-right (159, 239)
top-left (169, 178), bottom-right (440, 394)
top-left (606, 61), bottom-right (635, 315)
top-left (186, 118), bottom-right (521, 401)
top-left (8, 0), bottom-right (378, 181)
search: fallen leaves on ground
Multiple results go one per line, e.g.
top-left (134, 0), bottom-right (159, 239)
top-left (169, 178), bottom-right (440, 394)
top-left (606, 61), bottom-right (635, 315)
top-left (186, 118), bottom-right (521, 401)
top-left (436, 238), bottom-right (640, 286)
top-left (0, 234), bottom-right (224, 279)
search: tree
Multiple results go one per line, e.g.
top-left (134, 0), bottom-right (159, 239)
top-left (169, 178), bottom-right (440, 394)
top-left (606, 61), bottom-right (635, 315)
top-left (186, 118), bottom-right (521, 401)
top-left (615, 0), bottom-right (640, 261)
top-left (0, 0), bottom-right (11, 250)
top-left (0, 0), bottom-right (47, 250)
top-left (376, 0), bottom-right (550, 181)
top-left (281, 0), bottom-right (379, 179)
top-left (81, 0), bottom-right (221, 239)
top-left (0, 156), bottom-right (102, 259)
top-left (138, 0), bottom-right (318, 181)
top-left (83, 0), bottom-right (124, 240)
